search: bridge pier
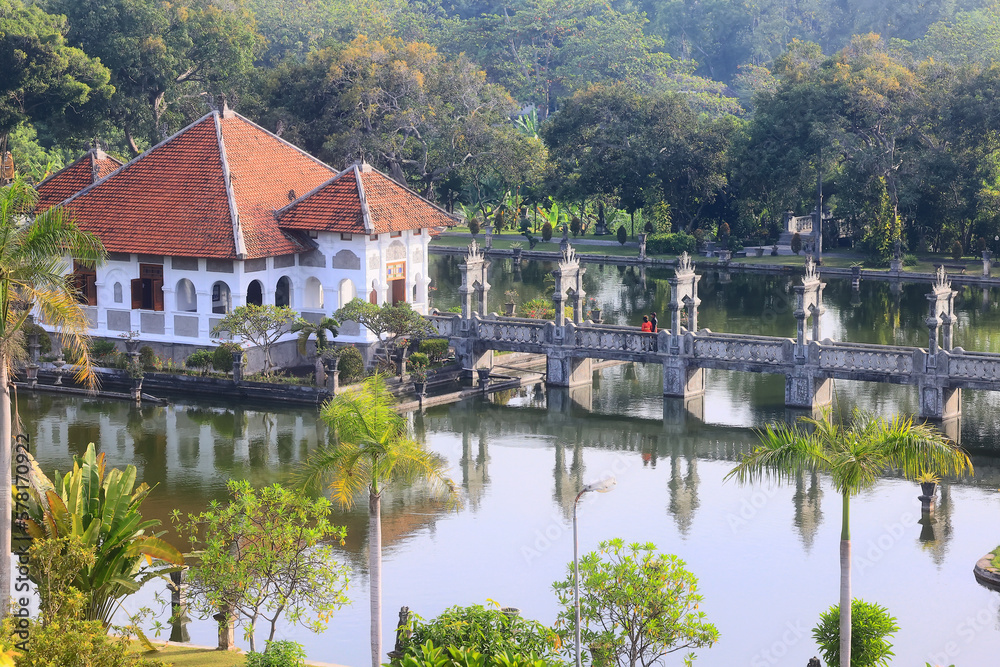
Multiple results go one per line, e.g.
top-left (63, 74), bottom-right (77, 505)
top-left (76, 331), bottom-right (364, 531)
top-left (663, 395), bottom-right (705, 426)
top-left (662, 358), bottom-right (705, 400)
top-left (546, 353), bottom-right (592, 388)
top-left (454, 336), bottom-right (494, 386)
top-left (784, 369), bottom-right (832, 413)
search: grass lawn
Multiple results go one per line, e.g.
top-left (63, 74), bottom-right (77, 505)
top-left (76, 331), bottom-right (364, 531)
top-left (129, 642), bottom-right (332, 667)
top-left (991, 546), bottom-right (1000, 571)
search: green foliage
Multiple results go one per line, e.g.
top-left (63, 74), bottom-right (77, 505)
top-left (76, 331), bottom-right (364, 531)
top-left (616, 225), bottom-right (627, 245)
top-left (395, 640), bottom-right (563, 667)
top-left (244, 640), bottom-right (307, 667)
top-left (21, 322), bottom-right (51, 357)
top-left (20, 443), bottom-right (184, 627)
top-left (334, 345), bottom-right (365, 384)
top-left (212, 341), bottom-right (243, 374)
top-left (396, 604), bottom-right (563, 664)
top-left (334, 298), bottom-right (432, 367)
top-left (419, 338), bottom-right (450, 363)
top-left (138, 346), bottom-right (156, 371)
top-left (88, 339), bottom-right (118, 361)
top-left (211, 304), bottom-right (298, 373)
top-left (522, 298), bottom-right (555, 320)
top-left (813, 600), bottom-right (899, 667)
top-left (570, 218), bottom-right (582, 236)
top-left (991, 545), bottom-right (1000, 570)
top-left (185, 349), bottom-right (213, 373)
top-left (790, 232), bottom-right (802, 255)
top-left (553, 539), bottom-right (718, 667)
top-left (469, 218), bottom-right (481, 236)
top-left (541, 222), bottom-right (553, 242)
top-left (646, 232), bottom-right (696, 255)
top-left (291, 316), bottom-right (339, 357)
top-left (951, 240), bottom-right (964, 260)
top-left (172, 481), bottom-right (349, 653)
top-left (408, 352), bottom-right (429, 368)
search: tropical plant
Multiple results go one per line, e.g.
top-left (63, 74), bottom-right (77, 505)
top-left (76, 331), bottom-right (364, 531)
top-left (553, 539), bottom-right (718, 667)
top-left (19, 443), bottom-right (184, 627)
top-left (395, 603), bottom-right (563, 663)
top-left (617, 225), bottom-right (627, 245)
top-left (291, 316), bottom-right (339, 356)
top-left (212, 341), bottom-right (243, 374)
top-left (813, 600), bottom-right (899, 667)
top-left (334, 299), bottom-right (433, 368)
top-left (915, 471), bottom-right (940, 484)
top-left (0, 175), bottom-right (105, 615)
top-left (396, 641), bottom-right (562, 667)
top-left (211, 304), bottom-right (298, 373)
top-left (184, 349), bottom-right (213, 374)
top-left (791, 232), bottom-right (803, 254)
top-left (334, 345), bottom-right (365, 383)
top-left (173, 481), bottom-right (349, 653)
top-left (419, 339), bottom-right (450, 363)
top-left (542, 222), bottom-right (553, 242)
top-left (244, 640), bottom-right (308, 667)
top-left (725, 411), bottom-right (972, 667)
top-left (297, 375), bottom-right (457, 667)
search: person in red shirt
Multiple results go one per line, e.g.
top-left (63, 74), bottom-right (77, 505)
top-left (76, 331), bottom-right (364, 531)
top-left (641, 316), bottom-right (652, 332)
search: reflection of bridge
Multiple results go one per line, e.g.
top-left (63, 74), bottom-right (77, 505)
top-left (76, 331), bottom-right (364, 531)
top-left (429, 242), bottom-right (1000, 432)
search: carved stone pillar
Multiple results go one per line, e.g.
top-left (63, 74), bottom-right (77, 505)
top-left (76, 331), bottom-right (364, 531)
top-left (459, 241), bottom-right (490, 319)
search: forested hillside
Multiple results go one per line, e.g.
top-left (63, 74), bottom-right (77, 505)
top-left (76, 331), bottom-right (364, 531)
top-left (6, 0), bottom-right (1000, 258)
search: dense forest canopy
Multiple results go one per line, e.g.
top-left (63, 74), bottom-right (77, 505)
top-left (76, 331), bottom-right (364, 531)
top-left (7, 0), bottom-right (1000, 258)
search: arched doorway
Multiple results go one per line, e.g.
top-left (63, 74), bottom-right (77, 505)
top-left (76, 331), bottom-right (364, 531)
top-left (275, 276), bottom-right (291, 308)
top-left (176, 278), bottom-right (197, 312)
top-left (211, 281), bottom-right (231, 314)
top-left (247, 280), bottom-right (263, 306)
top-left (304, 277), bottom-right (324, 309)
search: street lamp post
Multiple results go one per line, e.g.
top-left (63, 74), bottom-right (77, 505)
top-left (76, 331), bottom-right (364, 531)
top-left (573, 477), bottom-right (616, 667)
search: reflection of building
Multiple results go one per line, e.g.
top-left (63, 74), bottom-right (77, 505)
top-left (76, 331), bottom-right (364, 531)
top-left (553, 440), bottom-right (585, 520)
top-left (793, 470), bottom-right (824, 551)
top-left (36, 103), bottom-right (452, 360)
top-left (918, 483), bottom-right (954, 567)
top-left (460, 432), bottom-right (490, 511)
top-left (667, 454), bottom-right (699, 536)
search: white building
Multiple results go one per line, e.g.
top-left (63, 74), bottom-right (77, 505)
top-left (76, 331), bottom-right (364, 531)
top-left (36, 103), bottom-right (454, 363)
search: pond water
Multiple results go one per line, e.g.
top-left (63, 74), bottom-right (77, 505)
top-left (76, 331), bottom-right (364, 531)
top-left (15, 256), bottom-right (1000, 666)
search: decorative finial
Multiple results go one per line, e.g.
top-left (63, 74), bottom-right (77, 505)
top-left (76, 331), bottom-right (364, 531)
top-left (467, 239), bottom-right (483, 261)
top-left (935, 264), bottom-right (949, 289)
top-left (804, 255), bottom-right (817, 280)
top-left (561, 244), bottom-right (577, 265)
top-left (677, 251), bottom-right (693, 273)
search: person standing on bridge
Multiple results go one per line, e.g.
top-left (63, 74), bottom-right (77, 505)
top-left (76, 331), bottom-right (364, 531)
top-left (641, 316), bottom-right (652, 332)
top-left (650, 311), bottom-right (658, 333)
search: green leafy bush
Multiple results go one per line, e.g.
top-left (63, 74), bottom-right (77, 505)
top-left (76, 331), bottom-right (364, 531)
top-left (420, 338), bottom-right (450, 362)
top-left (336, 345), bottom-right (365, 383)
top-left (616, 225), bottom-right (627, 245)
top-left (522, 298), bottom-right (555, 319)
top-left (396, 640), bottom-right (564, 667)
top-left (138, 345), bottom-right (156, 371)
top-left (646, 232), bottom-right (697, 255)
top-left (571, 217), bottom-right (582, 236)
top-left (790, 232), bottom-right (802, 255)
top-left (903, 253), bottom-right (918, 267)
top-left (185, 349), bottom-right (213, 373)
top-left (23, 322), bottom-right (52, 356)
top-left (244, 640), bottom-right (307, 667)
top-left (396, 604), bottom-right (562, 664)
top-left (812, 599), bottom-right (899, 667)
top-left (212, 341), bottom-right (243, 373)
top-left (408, 352), bottom-right (429, 368)
top-left (89, 339), bottom-right (118, 360)
top-left (542, 222), bottom-right (553, 242)
top-left (469, 218), bottom-right (480, 236)
top-left (951, 240), bottom-right (964, 260)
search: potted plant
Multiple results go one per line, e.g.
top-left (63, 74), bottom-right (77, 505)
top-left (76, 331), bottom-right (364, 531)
top-left (127, 357), bottom-right (144, 403)
top-left (510, 241), bottom-right (523, 264)
top-left (916, 471), bottom-right (939, 499)
top-left (588, 297), bottom-right (602, 323)
top-left (504, 290), bottom-right (518, 317)
top-left (410, 366), bottom-right (428, 397)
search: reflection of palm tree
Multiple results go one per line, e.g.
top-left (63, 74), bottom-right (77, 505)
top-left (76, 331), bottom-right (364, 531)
top-left (793, 469), bottom-right (824, 552)
top-left (667, 454), bottom-right (700, 536)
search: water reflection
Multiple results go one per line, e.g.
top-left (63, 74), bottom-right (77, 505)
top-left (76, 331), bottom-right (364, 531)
top-left (792, 470), bottom-right (824, 552)
top-left (917, 484), bottom-right (955, 568)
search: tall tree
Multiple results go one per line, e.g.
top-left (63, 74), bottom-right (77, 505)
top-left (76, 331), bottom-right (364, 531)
top-left (726, 411), bottom-right (972, 667)
top-left (0, 0), bottom-right (112, 143)
top-left (0, 176), bottom-right (105, 619)
top-left (43, 0), bottom-right (264, 155)
top-left (297, 375), bottom-right (455, 667)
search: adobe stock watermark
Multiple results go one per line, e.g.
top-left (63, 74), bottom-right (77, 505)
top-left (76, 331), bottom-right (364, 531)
top-left (520, 454), bottom-right (630, 565)
top-left (11, 434), bottom-right (32, 650)
top-left (926, 601), bottom-right (998, 665)
top-left (749, 618), bottom-right (810, 666)
top-left (855, 512), bottom-right (918, 576)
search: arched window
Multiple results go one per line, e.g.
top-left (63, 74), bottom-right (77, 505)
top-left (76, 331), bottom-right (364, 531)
top-left (175, 278), bottom-right (197, 312)
top-left (212, 281), bottom-right (231, 314)
top-left (304, 277), bottom-right (323, 309)
top-left (338, 279), bottom-right (356, 308)
top-left (247, 280), bottom-right (263, 306)
top-left (113, 282), bottom-right (123, 304)
top-left (275, 276), bottom-right (291, 308)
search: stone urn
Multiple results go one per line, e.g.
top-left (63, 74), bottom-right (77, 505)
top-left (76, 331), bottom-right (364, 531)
top-left (512, 247), bottom-right (523, 264)
top-left (503, 302), bottom-right (516, 317)
top-left (476, 367), bottom-right (491, 386)
top-left (771, 244), bottom-right (779, 256)
top-left (52, 354), bottom-right (66, 385)
top-left (590, 307), bottom-right (603, 324)
top-left (130, 377), bottom-right (143, 403)
top-left (413, 380), bottom-right (426, 397)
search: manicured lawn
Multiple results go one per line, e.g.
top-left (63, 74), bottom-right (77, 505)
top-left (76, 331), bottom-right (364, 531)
top-left (991, 545), bottom-right (1000, 570)
top-left (130, 643), bottom-right (332, 667)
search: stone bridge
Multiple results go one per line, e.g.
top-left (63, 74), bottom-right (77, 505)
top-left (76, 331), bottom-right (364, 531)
top-left (428, 242), bottom-right (1000, 430)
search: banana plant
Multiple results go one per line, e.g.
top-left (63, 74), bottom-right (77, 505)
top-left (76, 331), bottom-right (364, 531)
top-left (19, 443), bottom-right (184, 627)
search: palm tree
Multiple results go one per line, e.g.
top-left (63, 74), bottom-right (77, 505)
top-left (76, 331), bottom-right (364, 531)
top-left (297, 375), bottom-right (456, 667)
top-left (0, 175), bottom-right (104, 618)
top-left (725, 410), bottom-right (972, 667)
top-left (291, 315), bottom-right (339, 355)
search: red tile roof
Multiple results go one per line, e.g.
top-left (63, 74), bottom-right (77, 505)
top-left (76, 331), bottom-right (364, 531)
top-left (276, 163), bottom-right (456, 234)
top-left (35, 149), bottom-right (123, 211)
top-left (53, 108), bottom-right (336, 259)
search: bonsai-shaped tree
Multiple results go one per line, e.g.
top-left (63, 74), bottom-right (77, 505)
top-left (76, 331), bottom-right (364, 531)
top-left (173, 481), bottom-right (350, 653)
top-left (617, 225), bottom-right (627, 246)
top-left (553, 539), bottom-right (719, 667)
top-left (335, 298), bottom-right (432, 369)
top-left (791, 232), bottom-right (802, 255)
top-left (726, 411), bottom-right (971, 667)
top-left (211, 304), bottom-right (297, 373)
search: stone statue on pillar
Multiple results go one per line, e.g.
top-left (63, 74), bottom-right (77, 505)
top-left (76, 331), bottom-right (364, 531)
top-left (458, 240), bottom-right (491, 319)
top-left (552, 244), bottom-right (585, 325)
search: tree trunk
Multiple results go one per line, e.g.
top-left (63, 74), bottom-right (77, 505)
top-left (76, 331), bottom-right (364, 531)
top-left (840, 493), bottom-right (851, 667)
top-left (0, 362), bottom-right (10, 619)
top-left (369, 489), bottom-right (383, 667)
top-left (248, 615), bottom-right (256, 653)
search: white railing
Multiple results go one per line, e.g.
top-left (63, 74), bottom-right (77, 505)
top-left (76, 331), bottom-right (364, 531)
top-left (788, 215), bottom-right (813, 234)
top-left (818, 343), bottom-right (913, 375)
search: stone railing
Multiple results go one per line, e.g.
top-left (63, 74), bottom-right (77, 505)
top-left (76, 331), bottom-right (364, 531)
top-left (426, 314), bottom-right (459, 337)
top-left (693, 334), bottom-right (787, 365)
top-left (477, 319), bottom-right (546, 345)
top-left (574, 325), bottom-right (657, 354)
top-left (817, 342), bottom-right (914, 375)
top-left (948, 351), bottom-right (1000, 382)
top-left (788, 215), bottom-right (813, 234)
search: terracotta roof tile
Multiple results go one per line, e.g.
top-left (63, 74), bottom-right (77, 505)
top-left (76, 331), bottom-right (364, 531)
top-left (276, 163), bottom-right (456, 234)
top-left (54, 110), bottom-right (336, 259)
top-left (35, 149), bottom-right (122, 211)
